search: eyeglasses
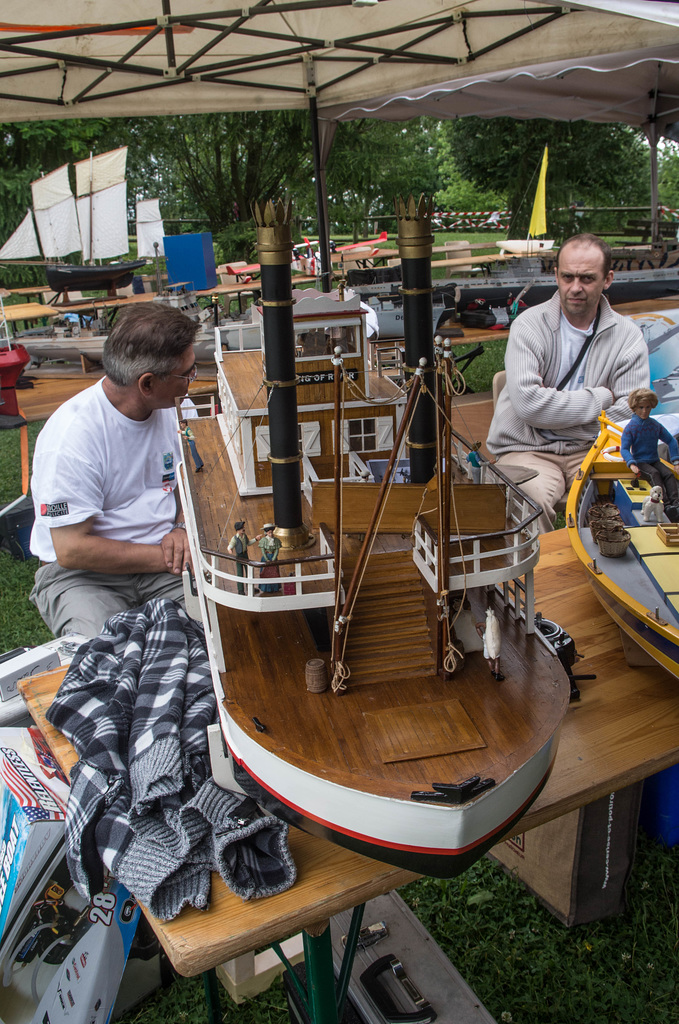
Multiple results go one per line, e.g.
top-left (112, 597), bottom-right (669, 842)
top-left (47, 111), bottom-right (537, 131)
top-left (166, 363), bottom-right (198, 383)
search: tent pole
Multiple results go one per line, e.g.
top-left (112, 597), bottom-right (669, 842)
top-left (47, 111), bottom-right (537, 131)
top-left (649, 125), bottom-right (659, 248)
top-left (309, 94), bottom-right (332, 293)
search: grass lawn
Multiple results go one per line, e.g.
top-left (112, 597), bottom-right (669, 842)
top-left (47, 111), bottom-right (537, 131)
top-left (1, 329), bottom-right (678, 1024)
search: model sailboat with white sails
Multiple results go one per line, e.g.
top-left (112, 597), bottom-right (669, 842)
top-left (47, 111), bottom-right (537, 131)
top-left (0, 147), bottom-right (149, 295)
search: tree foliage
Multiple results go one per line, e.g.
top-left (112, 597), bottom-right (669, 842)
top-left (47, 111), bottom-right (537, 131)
top-left (324, 118), bottom-right (439, 238)
top-left (659, 143), bottom-right (679, 210)
top-left (125, 112), bottom-right (313, 233)
top-left (441, 118), bottom-right (651, 238)
top-left (434, 123), bottom-right (506, 211)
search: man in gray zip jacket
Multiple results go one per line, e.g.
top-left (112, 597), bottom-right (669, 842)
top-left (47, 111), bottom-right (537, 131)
top-left (487, 233), bottom-right (649, 531)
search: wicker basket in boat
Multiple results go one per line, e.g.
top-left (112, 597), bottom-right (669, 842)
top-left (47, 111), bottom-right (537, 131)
top-left (597, 529), bottom-right (631, 557)
top-left (305, 658), bottom-right (328, 693)
top-left (587, 502), bottom-right (624, 544)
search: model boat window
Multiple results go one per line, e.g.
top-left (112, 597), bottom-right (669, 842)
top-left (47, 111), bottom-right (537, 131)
top-left (295, 324), bottom-right (358, 358)
top-left (348, 418), bottom-right (376, 451)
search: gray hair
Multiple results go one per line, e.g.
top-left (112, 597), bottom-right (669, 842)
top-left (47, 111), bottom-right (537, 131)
top-left (102, 303), bottom-right (200, 386)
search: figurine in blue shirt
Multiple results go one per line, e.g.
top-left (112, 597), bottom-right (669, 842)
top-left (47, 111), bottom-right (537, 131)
top-left (620, 388), bottom-right (679, 505)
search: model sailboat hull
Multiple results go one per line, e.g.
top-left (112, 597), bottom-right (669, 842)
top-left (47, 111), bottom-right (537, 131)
top-left (566, 415), bottom-right (679, 681)
top-left (45, 260), bottom-right (147, 294)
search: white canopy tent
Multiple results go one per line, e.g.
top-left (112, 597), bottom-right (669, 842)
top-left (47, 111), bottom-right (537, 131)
top-left (321, 45), bottom-right (679, 130)
top-left (0, 2), bottom-right (677, 120)
top-left (1, 1), bottom-right (679, 281)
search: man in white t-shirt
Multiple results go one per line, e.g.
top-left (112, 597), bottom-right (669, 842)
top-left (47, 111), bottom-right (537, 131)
top-left (30, 303), bottom-right (200, 637)
top-left (487, 234), bottom-right (649, 531)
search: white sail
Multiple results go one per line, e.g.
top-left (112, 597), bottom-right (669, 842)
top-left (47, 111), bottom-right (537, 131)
top-left (32, 164), bottom-right (74, 210)
top-left (0, 210), bottom-right (41, 259)
top-left (135, 199), bottom-right (165, 257)
top-left (31, 164), bottom-right (81, 258)
top-left (74, 147), bottom-right (127, 197)
top-left (77, 181), bottom-right (130, 261)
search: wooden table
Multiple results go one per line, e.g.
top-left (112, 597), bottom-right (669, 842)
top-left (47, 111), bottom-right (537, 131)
top-left (3, 301), bottom-right (61, 322)
top-left (19, 531), bottom-right (679, 1000)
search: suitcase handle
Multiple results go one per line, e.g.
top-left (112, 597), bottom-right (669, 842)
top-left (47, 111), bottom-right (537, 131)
top-left (359, 954), bottom-right (437, 1024)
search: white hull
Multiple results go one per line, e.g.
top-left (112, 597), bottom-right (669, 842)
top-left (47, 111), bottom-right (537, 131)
top-left (220, 704), bottom-right (561, 874)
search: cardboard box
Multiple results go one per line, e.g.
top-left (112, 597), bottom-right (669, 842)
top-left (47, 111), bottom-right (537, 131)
top-left (489, 785), bottom-right (643, 927)
top-left (0, 634), bottom-right (89, 703)
top-left (0, 846), bottom-right (141, 1024)
top-left (0, 727), bottom-right (70, 947)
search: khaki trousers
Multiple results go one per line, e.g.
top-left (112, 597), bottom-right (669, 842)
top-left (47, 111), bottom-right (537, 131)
top-left (494, 450), bottom-right (587, 533)
top-left (30, 561), bottom-right (186, 639)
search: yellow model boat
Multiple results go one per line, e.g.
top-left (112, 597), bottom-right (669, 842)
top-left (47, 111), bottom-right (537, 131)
top-left (566, 413), bottom-right (679, 679)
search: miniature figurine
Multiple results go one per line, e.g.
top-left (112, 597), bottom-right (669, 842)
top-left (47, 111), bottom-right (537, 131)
top-left (179, 419), bottom-right (204, 473)
top-left (227, 520), bottom-right (260, 595)
top-left (642, 485), bottom-right (664, 524)
top-left (466, 442), bottom-right (482, 484)
top-left (476, 607), bottom-right (504, 680)
top-left (620, 389), bottom-right (679, 518)
top-left (259, 523), bottom-right (282, 594)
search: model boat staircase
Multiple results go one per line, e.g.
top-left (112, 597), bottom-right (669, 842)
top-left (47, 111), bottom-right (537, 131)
top-left (340, 550), bottom-right (436, 684)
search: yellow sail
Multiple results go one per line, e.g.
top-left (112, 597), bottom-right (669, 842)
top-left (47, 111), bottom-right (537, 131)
top-left (528, 146), bottom-right (548, 239)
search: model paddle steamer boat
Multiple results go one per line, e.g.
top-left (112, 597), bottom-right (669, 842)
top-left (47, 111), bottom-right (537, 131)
top-left (177, 196), bottom-right (570, 878)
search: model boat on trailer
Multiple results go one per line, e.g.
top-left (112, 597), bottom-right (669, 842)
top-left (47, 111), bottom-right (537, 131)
top-left (566, 413), bottom-right (679, 680)
top-left (177, 196), bottom-right (570, 878)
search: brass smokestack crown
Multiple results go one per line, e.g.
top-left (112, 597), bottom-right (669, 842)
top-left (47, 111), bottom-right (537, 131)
top-left (253, 198), bottom-right (294, 265)
top-left (394, 194), bottom-right (435, 260)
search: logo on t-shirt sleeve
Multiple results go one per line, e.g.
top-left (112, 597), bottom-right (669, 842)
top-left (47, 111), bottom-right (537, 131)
top-left (40, 501), bottom-right (69, 517)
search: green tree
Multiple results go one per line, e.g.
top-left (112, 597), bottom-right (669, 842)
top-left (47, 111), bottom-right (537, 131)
top-left (659, 142), bottom-right (679, 210)
top-left (324, 118), bottom-right (439, 238)
top-left (434, 123), bottom-right (506, 212)
top-left (440, 118), bottom-right (651, 239)
top-left (127, 112), bottom-right (313, 230)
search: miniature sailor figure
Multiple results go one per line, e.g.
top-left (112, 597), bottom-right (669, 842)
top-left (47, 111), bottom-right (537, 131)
top-left (179, 419), bottom-right (204, 473)
top-left (259, 523), bottom-right (282, 594)
top-left (227, 520), bottom-right (260, 595)
top-left (466, 442), bottom-right (483, 484)
top-left (620, 389), bottom-right (679, 518)
top-left (476, 607), bottom-right (504, 681)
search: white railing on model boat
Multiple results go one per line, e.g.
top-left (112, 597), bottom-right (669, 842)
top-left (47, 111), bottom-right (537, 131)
top-left (178, 476), bottom-right (337, 612)
top-left (412, 470), bottom-right (540, 593)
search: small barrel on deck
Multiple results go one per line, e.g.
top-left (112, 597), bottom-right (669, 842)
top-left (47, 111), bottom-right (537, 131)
top-left (305, 658), bottom-right (328, 693)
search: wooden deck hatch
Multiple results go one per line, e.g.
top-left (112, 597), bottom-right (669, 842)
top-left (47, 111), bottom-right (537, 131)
top-left (364, 700), bottom-right (487, 764)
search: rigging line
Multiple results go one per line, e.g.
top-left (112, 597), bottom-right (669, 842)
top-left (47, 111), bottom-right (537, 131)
top-left (444, 359), bottom-right (469, 627)
top-left (333, 373), bottom-right (346, 631)
top-left (507, 149), bottom-right (544, 237)
top-left (343, 369), bottom-right (410, 406)
top-left (201, 379), bottom-right (266, 482)
top-left (335, 386), bottom-right (425, 664)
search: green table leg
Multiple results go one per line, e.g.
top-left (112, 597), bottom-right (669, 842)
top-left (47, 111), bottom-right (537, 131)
top-left (273, 904), bottom-right (365, 1024)
top-left (202, 967), bottom-right (221, 1024)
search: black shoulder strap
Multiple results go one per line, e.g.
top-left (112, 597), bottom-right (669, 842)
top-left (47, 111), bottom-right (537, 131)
top-left (556, 307), bottom-right (602, 392)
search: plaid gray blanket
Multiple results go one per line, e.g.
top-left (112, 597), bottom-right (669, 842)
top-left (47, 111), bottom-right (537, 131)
top-left (47, 598), bottom-right (296, 919)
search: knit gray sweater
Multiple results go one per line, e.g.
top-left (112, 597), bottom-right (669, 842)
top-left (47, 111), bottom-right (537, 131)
top-left (487, 293), bottom-right (649, 457)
